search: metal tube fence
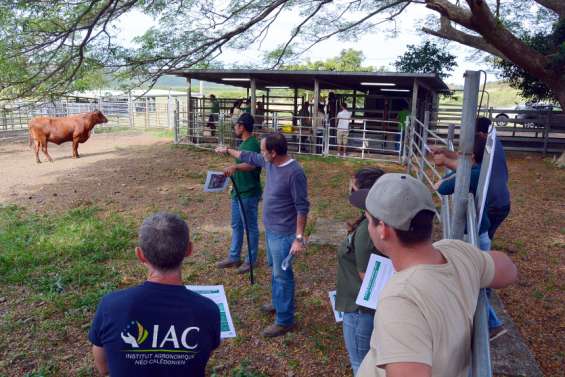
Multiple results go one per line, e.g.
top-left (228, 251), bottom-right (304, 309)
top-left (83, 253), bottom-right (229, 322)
top-left (401, 76), bottom-right (492, 377)
top-left (452, 71), bottom-right (480, 240)
top-left (176, 112), bottom-right (406, 163)
top-left (1, 95), bottom-right (189, 139)
top-left (467, 194), bottom-right (493, 377)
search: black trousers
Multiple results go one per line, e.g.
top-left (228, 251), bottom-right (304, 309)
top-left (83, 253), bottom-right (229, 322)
top-left (487, 204), bottom-right (511, 239)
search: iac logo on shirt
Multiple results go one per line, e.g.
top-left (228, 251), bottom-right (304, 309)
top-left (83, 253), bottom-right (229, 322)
top-left (121, 320), bottom-right (200, 350)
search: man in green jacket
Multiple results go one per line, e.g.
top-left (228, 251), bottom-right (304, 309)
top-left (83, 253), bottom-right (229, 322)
top-left (217, 113), bottom-right (262, 274)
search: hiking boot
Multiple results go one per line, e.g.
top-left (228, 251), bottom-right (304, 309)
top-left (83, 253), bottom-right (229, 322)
top-left (216, 258), bottom-right (242, 269)
top-left (237, 262), bottom-right (256, 274)
top-left (260, 303), bottom-right (276, 314)
top-left (261, 323), bottom-right (295, 338)
top-left (489, 325), bottom-right (508, 342)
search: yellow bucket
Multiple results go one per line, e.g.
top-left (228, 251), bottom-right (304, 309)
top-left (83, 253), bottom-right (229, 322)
top-left (281, 125), bottom-right (293, 133)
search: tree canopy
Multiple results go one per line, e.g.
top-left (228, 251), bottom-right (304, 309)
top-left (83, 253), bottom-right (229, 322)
top-left (0, 1), bottom-right (563, 108)
top-left (394, 41), bottom-right (457, 79)
top-left (492, 20), bottom-right (565, 104)
top-left (266, 48), bottom-right (375, 72)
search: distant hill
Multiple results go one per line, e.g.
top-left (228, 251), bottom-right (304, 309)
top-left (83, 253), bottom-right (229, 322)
top-left (443, 81), bottom-right (526, 109)
top-left (104, 73), bottom-right (526, 108)
top-left (154, 75), bottom-right (234, 90)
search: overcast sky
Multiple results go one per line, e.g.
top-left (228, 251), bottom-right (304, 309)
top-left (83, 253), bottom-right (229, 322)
top-left (117, 4), bottom-right (497, 87)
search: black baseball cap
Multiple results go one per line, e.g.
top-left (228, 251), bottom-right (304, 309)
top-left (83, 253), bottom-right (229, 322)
top-left (349, 189), bottom-right (370, 210)
top-left (236, 113), bottom-right (254, 129)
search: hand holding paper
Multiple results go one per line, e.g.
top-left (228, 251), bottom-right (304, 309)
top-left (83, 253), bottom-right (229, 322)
top-left (355, 254), bottom-right (395, 310)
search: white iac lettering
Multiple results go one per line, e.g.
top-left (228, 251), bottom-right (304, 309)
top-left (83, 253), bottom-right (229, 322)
top-left (180, 327), bottom-right (200, 349)
top-left (159, 326), bottom-right (180, 349)
top-left (152, 325), bottom-right (160, 347)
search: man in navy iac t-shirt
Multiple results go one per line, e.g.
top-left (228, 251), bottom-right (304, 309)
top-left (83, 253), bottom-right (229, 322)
top-left (89, 213), bottom-right (221, 376)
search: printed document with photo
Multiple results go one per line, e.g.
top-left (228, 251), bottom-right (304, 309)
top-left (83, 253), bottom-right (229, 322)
top-left (185, 285), bottom-right (236, 338)
top-left (355, 254), bottom-right (395, 310)
top-left (204, 171), bottom-right (229, 193)
top-left (328, 290), bottom-right (343, 323)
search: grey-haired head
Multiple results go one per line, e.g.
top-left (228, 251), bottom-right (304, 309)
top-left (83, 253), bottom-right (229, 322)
top-left (138, 213), bottom-right (190, 271)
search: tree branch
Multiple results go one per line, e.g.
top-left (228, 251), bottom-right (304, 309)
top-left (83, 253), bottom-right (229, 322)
top-left (534, 0), bottom-right (565, 17)
top-left (422, 16), bottom-right (507, 60)
top-left (463, 0), bottom-right (555, 81)
top-left (424, 0), bottom-right (474, 29)
top-left (297, 0), bottom-right (410, 59)
top-left (270, 0), bottom-right (331, 68)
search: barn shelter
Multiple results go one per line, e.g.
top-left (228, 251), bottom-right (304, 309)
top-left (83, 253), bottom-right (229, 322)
top-left (170, 69), bottom-right (450, 160)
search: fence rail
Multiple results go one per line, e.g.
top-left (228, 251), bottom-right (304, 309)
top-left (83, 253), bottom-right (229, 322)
top-left (175, 109), bottom-right (404, 163)
top-left (436, 106), bottom-right (564, 154)
top-left (0, 96), bottom-right (186, 138)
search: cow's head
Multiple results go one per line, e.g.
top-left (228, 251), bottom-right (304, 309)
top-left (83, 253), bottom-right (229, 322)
top-left (94, 110), bottom-right (108, 124)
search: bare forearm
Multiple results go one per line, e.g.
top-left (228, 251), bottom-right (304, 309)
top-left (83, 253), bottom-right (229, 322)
top-left (489, 251), bottom-right (518, 289)
top-left (296, 214), bottom-right (307, 236)
top-left (236, 162), bottom-right (255, 172)
top-left (92, 345), bottom-right (109, 376)
top-left (442, 149), bottom-right (458, 160)
top-left (226, 148), bottom-right (242, 159)
top-left (444, 157), bottom-right (458, 170)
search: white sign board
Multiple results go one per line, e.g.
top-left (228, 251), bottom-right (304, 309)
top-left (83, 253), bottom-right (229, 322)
top-left (186, 285), bottom-right (236, 339)
top-left (355, 254), bottom-right (395, 310)
top-left (204, 171), bottom-right (229, 193)
top-left (476, 128), bottom-right (496, 230)
top-left (328, 290), bottom-right (344, 323)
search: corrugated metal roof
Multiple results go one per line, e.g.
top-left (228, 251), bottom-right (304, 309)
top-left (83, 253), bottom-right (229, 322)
top-left (170, 69), bottom-right (450, 93)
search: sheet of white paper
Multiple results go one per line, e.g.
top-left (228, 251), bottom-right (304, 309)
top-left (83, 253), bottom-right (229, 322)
top-left (355, 254), bottom-right (395, 310)
top-left (328, 290), bottom-right (343, 323)
top-left (477, 127), bottom-right (496, 228)
top-left (204, 171), bottom-right (229, 193)
top-left (185, 285), bottom-right (236, 338)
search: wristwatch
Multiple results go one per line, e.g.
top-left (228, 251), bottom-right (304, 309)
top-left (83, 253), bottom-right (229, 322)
top-left (295, 234), bottom-right (306, 246)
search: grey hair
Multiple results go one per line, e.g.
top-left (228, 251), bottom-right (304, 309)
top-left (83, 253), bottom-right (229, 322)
top-left (138, 213), bottom-right (189, 271)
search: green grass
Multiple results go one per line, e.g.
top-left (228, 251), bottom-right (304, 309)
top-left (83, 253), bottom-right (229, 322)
top-left (0, 205), bottom-right (136, 312)
top-left (210, 360), bottom-right (268, 377)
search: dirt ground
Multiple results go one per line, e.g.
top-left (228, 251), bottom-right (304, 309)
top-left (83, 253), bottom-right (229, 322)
top-left (0, 131), bottom-right (563, 376)
top-left (0, 131), bottom-right (171, 205)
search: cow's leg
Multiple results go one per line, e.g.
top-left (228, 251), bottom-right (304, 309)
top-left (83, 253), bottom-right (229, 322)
top-left (72, 139), bottom-right (79, 158)
top-left (34, 140), bottom-right (41, 163)
top-left (41, 142), bottom-right (54, 162)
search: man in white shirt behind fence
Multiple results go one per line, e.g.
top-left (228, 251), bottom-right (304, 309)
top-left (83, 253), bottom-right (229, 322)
top-left (336, 102), bottom-right (352, 157)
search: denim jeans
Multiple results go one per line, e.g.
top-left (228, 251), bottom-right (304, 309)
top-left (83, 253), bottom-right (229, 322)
top-left (228, 195), bottom-right (260, 264)
top-left (265, 230), bottom-right (295, 326)
top-left (479, 232), bottom-right (504, 330)
top-left (343, 311), bottom-right (373, 376)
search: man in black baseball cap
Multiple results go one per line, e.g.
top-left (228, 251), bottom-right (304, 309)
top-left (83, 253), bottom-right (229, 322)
top-left (215, 112), bottom-right (262, 275)
top-left (357, 173), bottom-right (517, 377)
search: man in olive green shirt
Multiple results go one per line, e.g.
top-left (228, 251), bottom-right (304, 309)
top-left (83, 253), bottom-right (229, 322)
top-left (217, 113), bottom-right (262, 274)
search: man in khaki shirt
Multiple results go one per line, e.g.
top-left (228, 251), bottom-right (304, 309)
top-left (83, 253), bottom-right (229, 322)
top-left (354, 173), bottom-right (518, 377)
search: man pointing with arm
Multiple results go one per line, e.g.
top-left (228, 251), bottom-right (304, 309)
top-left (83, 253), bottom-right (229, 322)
top-left (216, 132), bottom-right (309, 337)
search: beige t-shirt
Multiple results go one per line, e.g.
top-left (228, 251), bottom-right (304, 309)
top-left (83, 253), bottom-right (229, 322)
top-left (357, 239), bottom-right (495, 377)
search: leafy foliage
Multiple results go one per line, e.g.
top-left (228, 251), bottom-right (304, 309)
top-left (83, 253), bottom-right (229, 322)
top-left (0, 0), bottom-right (564, 109)
top-left (394, 41), bottom-right (457, 79)
top-left (0, 0), bottom-right (409, 100)
top-left (269, 48), bottom-right (375, 72)
top-left (493, 19), bottom-right (565, 103)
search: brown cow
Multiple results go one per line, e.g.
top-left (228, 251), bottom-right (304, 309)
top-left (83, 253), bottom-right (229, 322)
top-left (28, 110), bottom-right (108, 163)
